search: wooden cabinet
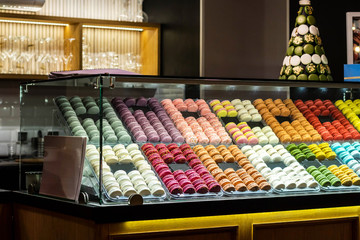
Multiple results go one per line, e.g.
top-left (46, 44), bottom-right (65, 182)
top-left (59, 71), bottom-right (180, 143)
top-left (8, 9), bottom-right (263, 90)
top-left (12, 203), bottom-right (360, 240)
top-left (0, 203), bottom-right (12, 240)
top-left (0, 13), bottom-right (159, 79)
top-left (253, 217), bottom-right (358, 240)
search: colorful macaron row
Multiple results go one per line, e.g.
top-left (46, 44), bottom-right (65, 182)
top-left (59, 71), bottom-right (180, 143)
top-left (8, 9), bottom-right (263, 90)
top-left (331, 142), bottom-right (360, 176)
top-left (306, 166), bottom-right (341, 187)
top-left (112, 97), bottom-right (184, 143)
top-left (328, 164), bottom-right (360, 186)
top-left (55, 96), bottom-right (132, 144)
top-left (241, 144), bottom-right (281, 164)
top-left (161, 99), bottom-right (231, 145)
top-left (242, 144), bottom-right (318, 189)
top-left (254, 98), bottom-right (291, 117)
top-left (146, 98), bottom-right (184, 142)
top-left (254, 98), bottom-right (313, 143)
top-left (225, 122), bottom-right (259, 145)
top-left (296, 99), bottom-right (360, 141)
top-left (100, 98), bottom-right (132, 143)
top-left (296, 99), bottom-right (330, 116)
top-left (193, 144), bottom-right (271, 191)
top-left (335, 99), bottom-right (360, 133)
top-left (286, 143), bottom-right (316, 161)
top-left (308, 143), bottom-right (336, 161)
top-left (230, 99), bottom-right (262, 122)
top-left (86, 145), bottom-right (121, 198)
top-left (70, 95), bottom-right (100, 115)
top-left (209, 99), bottom-right (237, 118)
top-left (196, 100), bottom-right (233, 145)
top-left (172, 98), bottom-right (199, 112)
top-left (85, 144), bottom-right (165, 198)
top-left (283, 99), bottom-right (322, 141)
top-left (251, 126), bottom-right (279, 145)
top-left (141, 143), bottom-right (221, 195)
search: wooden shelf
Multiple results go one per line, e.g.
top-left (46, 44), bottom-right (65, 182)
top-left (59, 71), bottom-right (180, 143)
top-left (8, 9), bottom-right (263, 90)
top-left (0, 13), bottom-right (160, 79)
top-left (0, 13), bottom-right (160, 29)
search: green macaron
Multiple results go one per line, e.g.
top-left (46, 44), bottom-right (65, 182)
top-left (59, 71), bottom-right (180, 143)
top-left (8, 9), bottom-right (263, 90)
top-left (298, 143), bottom-right (308, 150)
top-left (287, 46), bottom-right (295, 56)
top-left (319, 74), bottom-right (327, 81)
top-left (291, 149), bottom-right (302, 156)
top-left (297, 74), bottom-right (308, 80)
top-left (307, 15), bottom-right (316, 25)
top-left (306, 153), bottom-right (316, 161)
top-left (330, 178), bottom-right (341, 187)
top-left (304, 44), bottom-right (314, 54)
top-left (294, 46), bottom-right (303, 56)
top-left (318, 165), bottom-right (327, 172)
top-left (287, 144), bottom-right (298, 152)
top-left (288, 75), bottom-right (297, 80)
top-left (296, 15), bottom-right (307, 25)
top-left (307, 166), bottom-right (317, 174)
top-left (308, 74), bottom-right (319, 81)
top-left (295, 153), bottom-right (306, 162)
top-left (319, 178), bottom-right (331, 187)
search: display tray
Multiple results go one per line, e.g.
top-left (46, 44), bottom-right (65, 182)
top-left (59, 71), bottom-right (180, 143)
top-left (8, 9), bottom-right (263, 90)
top-left (221, 116), bottom-right (265, 129)
top-left (317, 116), bottom-right (334, 123)
top-left (54, 96), bottom-right (132, 146)
top-left (300, 159), bottom-right (360, 192)
top-left (153, 161), bottom-right (223, 200)
top-left (218, 117), bottom-right (267, 146)
top-left (180, 111), bottom-right (201, 118)
top-left (216, 162), bottom-right (272, 196)
top-left (266, 161), bottom-right (321, 194)
top-left (109, 161), bottom-right (167, 202)
top-left (85, 157), bottom-right (167, 204)
top-left (112, 97), bottom-right (185, 145)
top-left (275, 116), bottom-right (292, 123)
top-left (81, 158), bottom-right (102, 200)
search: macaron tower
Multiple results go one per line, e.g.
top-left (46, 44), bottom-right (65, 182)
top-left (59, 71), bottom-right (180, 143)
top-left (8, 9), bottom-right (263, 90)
top-left (279, 0), bottom-right (332, 81)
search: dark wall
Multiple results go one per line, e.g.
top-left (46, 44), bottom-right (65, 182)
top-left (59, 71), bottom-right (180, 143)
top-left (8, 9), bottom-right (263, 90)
top-left (203, 0), bottom-right (288, 79)
top-left (143, 0), bottom-right (200, 77)
top-left (290, 0), bottom-right (360, 82)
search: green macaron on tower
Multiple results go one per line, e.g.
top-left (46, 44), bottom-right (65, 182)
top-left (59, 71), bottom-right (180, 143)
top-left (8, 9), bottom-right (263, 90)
top-left (279, 0), bottom-right (333, 81)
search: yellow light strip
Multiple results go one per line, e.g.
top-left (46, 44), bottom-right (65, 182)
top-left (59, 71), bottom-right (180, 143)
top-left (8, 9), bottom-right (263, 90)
top-left (83, 25), bottom-right (143, 32)
top-left (0, 19), bottom-right (68, 26)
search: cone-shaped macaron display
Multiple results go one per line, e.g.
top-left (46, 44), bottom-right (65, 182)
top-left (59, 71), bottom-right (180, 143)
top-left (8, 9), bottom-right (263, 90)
top-left (279, 0), bottom-right (333, 81)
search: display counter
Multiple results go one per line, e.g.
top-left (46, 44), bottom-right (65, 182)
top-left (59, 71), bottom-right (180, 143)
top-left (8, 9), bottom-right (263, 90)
top-left (4, 190), bottom-right (360, 240)
top-left (13, 74), bottom-right (360, 239)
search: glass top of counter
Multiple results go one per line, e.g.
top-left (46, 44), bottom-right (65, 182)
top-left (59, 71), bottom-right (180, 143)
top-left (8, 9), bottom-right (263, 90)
top-left (18, 73), bottom-right (360, 206)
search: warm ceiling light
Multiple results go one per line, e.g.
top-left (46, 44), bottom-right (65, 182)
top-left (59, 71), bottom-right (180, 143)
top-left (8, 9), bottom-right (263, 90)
top-left (355, 46), bottom-right (360, 53)
top-left (83, 25), bottom-right (143, 32)
top-left (0, 19), bottom-right (68, 26)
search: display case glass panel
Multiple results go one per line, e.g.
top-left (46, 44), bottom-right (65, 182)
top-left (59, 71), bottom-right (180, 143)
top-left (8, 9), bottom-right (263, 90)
top-left (19, 74), bottom-right (360, 205)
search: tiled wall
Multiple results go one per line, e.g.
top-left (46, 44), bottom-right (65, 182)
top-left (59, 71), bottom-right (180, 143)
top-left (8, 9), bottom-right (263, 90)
top-left (0, 81), bottom-right (21, 156)
top-left (0, 79), bottom-right (186, 157)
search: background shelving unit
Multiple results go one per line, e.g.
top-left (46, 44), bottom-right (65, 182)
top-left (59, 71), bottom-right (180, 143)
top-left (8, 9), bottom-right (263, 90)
top-left (0, 13), bottom-right (160, 80)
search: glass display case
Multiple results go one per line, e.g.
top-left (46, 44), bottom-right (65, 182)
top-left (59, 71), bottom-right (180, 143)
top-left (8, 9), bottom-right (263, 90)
top-left (19, 74), bottom-right (360, 205)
